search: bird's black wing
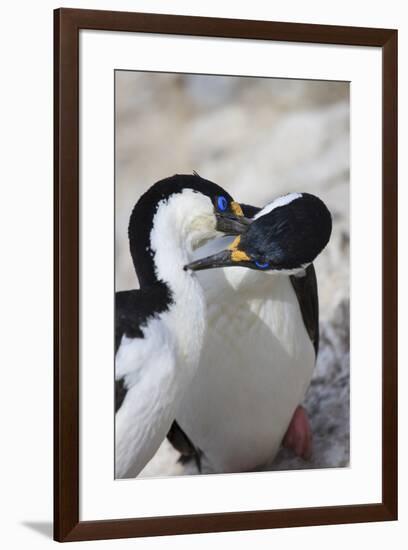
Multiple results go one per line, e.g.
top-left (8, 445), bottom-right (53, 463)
top-left (167, 421), bottom-right (203, 471)
top-left (289, 264), bottom-right (319, 356)
top-left (115, 285), bottom-right (173, 412)
top-left (115, 290), bottom-right (143, 354)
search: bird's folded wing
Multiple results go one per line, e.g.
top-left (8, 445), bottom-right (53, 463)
top-left (289, 264), bottom-right (319, 356)
top-left (115, 286), bottom-right (172, 412)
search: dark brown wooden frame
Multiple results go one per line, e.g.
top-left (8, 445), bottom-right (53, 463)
top-left (54, 7), bottom-right (398, 542)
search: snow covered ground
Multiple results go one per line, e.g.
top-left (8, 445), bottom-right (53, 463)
top-left (115, 72), bottom-right (350, 477)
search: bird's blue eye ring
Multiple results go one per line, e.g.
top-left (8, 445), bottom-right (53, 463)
top-left (255, 260), bottom-right (270, 269)
top-left (217, 196), bottom-right (228, 211)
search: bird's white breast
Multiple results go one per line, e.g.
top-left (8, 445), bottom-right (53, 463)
top-left (176, 250), bottom-right (315, 473)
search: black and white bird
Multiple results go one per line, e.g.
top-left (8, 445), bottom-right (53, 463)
top-left (115, 174), bottom-right (244, 478)
top-left (169, 192), bottom-right (332, 473)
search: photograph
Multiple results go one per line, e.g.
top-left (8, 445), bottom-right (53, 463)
top-left (114, 70), bottom-right (350, 479)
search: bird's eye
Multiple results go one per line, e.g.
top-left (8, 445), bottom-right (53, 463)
top-left (217, 196), bottom-right (228, 211)
top-left (255, 260), bottom-right (270, 269)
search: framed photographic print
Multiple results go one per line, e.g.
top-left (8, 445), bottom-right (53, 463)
top-left (54, 8), bottom-right (397, 542)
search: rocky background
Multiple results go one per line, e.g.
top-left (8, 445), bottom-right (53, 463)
top-left (115, 72), bottom-right (350, 477)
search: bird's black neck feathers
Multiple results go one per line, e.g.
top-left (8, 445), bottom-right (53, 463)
top-left (128, 174), bottom-right (232, 288)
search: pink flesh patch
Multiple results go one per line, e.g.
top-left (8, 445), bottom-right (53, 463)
top-left (282, 405), bottom-right (313, 460)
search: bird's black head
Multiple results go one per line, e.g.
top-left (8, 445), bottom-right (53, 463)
top-left (128, 173), bottom-right (247, 286)
top-left (186, 192), bottom-right (332, 274)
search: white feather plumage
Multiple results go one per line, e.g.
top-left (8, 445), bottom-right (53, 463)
top-left (175, 237), bottom-right (315, 473)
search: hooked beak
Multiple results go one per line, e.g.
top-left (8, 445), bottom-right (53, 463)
top-left (185, 249), bottom-right (236, 272)
top-left (215, 211), bottom-right (251, 235)
top-left (185, 207), bottom-right (253, 272)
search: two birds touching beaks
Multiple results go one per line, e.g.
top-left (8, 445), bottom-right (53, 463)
top-left (115, 173), bottom-right (332, 479)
